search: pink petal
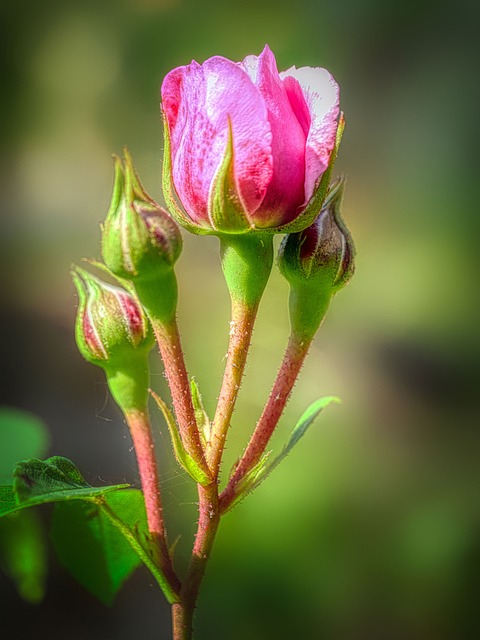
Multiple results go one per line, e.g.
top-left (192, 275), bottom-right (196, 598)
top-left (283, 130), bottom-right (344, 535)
top-left (241, 45), bottom-right (307, 226)
top-left (281, 66), bottom-right (340, 204)
top-left (161, 57), bottom-right (273, 225)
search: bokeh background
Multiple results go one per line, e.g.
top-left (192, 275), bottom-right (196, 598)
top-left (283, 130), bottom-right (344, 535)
top-left (1, 0), bottom-right (479, 638)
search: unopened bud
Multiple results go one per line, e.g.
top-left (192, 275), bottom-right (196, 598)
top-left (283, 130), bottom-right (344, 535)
top-left (278, 176), bottom-right (354, 292)
top-left (72, 265), bottom-right (153, 367)
top-left (277, 176), bottom-right (355, 339)
top-left (101, 149), bottom-right (182, 283)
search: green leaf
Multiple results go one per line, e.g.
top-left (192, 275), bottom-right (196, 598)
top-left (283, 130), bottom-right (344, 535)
top-left (51, 490), bottom-right (147, 606)
top-left (226, 396), bottom-right (341, 511)
top-left (150, 389), bottom-right (211, 486)
top-left (190, 378), bottom-right (211, 446)
top-left (0, 509), bottom-right (47, 604)
top-left (0, 407), bottom-right (49, 483)
top-left (271, 396), bottom-right (342, 466)
top-left (2, 458), bottom-right (179, 605)
top-left (13, 456), bottom-right (129, 506)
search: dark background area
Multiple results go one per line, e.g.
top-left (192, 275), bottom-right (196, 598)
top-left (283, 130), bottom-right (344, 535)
top-left (1, 0), bottom-right (480, 638)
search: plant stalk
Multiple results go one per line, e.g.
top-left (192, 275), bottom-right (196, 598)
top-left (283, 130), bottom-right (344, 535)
top-left (219, 333), bottom-right (312, 511)
top-left (207, 300), bottom-right (259, 474)
top-left (124, 408), bottom-right (180, 595)
top-left (151, 318), bottom-right (210, 479)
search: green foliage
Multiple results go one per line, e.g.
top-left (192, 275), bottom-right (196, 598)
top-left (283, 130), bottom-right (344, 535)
top-left (51, 491), bottom-right (146, 606)
top-left (13, 456), bottom-right (129, 506)
top-left (0, 407), bottom-right (50, 602)
top-left (0, 455), bottom-right (175, 605)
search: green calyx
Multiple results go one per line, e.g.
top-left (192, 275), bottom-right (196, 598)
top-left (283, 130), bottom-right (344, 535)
top-left (208, 119), bottom-right (253, 234)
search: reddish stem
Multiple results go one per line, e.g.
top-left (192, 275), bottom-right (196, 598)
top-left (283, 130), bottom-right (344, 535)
top-left (125, 408), bottom-right (180, 594)
top-left (171, 482), bottom-right (220, 640)
top-left (219, 334), bottom-right (312, 511)
top-left (208, 300), bottom-right (259, 476)
top-left (152, 318), bottom-right (210, 478)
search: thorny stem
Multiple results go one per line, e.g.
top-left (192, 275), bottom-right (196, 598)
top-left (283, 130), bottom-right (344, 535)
top-left (219, 333), bottom-right (312, 512)
top-left (207, 300), bottom-right (259, 475)
top-left (151, 318), bottom-right (211, 479)
top-left (172, 482), bottom-right (220, 639)
top-left (170, 299), bottom-right (257, 637)
top-left (124, 408), bottom-right (181, 597)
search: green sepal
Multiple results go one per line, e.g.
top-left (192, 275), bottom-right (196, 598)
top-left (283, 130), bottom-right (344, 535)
top-left (161, 109), bottom-right (210, 235)
top-left (150, 390), bottom-right (211, 486)
top-left (80, 257), bottom-right (137, 297)
top-left (272, 113), bottom-right (345, 235)
top-left (208, 119), bottom-right (252, 234)
top-left (190, 378), bottom-right (211, 447)
top-left (224, 396), bottom-right (340, 512)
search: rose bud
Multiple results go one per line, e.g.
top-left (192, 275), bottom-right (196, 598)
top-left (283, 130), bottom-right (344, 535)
top-left (101, 149), bottom-right (182, 281)
top-left (72, 265), bottom-right (154, 410)
top-left (101, 149), bottom-right (183, 324)
top-left (277, 176), bottom-right (355, 339)
top-left (161, 44), bottom-right (344, 235)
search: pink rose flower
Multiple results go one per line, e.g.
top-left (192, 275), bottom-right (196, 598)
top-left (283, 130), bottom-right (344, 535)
top-left (161, 45), bottom-right (342, 234)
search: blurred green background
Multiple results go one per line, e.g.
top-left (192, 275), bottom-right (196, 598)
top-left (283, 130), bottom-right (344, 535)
top-left (1, 0), bottom-right (479, 638)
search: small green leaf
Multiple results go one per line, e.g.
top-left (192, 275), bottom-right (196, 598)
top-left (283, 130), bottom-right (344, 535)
top-left (150, 390), bottom-right (211, 486)
top-left (227, 396), bottom-right (341, 510)
top-left (0, 407), bottom-right (50, 483)
top-left (0, 509), bottom-right (47, 604)
top-left (190, 378), bottom-right (211, 446)
top-left (13, 456), bottom-right (129, 505)
top-left (275, 396), bottom-right (342, 463)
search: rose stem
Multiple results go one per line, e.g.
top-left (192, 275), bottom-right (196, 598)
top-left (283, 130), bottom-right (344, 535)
top-left (124, 407), bottom-right (181, 596)
top-left (208, 233), bottom-right (274, 476)
top-left (219, 332), bottom-right (312, 512)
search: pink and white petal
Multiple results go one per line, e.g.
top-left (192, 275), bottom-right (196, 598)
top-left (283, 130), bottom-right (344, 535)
top-left (240, 45), bottom-right (306, 226)
top-left (161, 56), bottom-right (273, 224)
top-left (281, 66), bottom-right (340, 204)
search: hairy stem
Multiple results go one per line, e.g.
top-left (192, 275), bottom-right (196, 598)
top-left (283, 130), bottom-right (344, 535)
top-left (219, 333), bottom-right (312, 511)
top-left (151, 318), bottom-right (210, 479)
top-left (124, 408), bottom-right (181, 596)
top-left (207, 300), bottom-right (259, 475)
top-left (171, 482), bottom-right (220, 639)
